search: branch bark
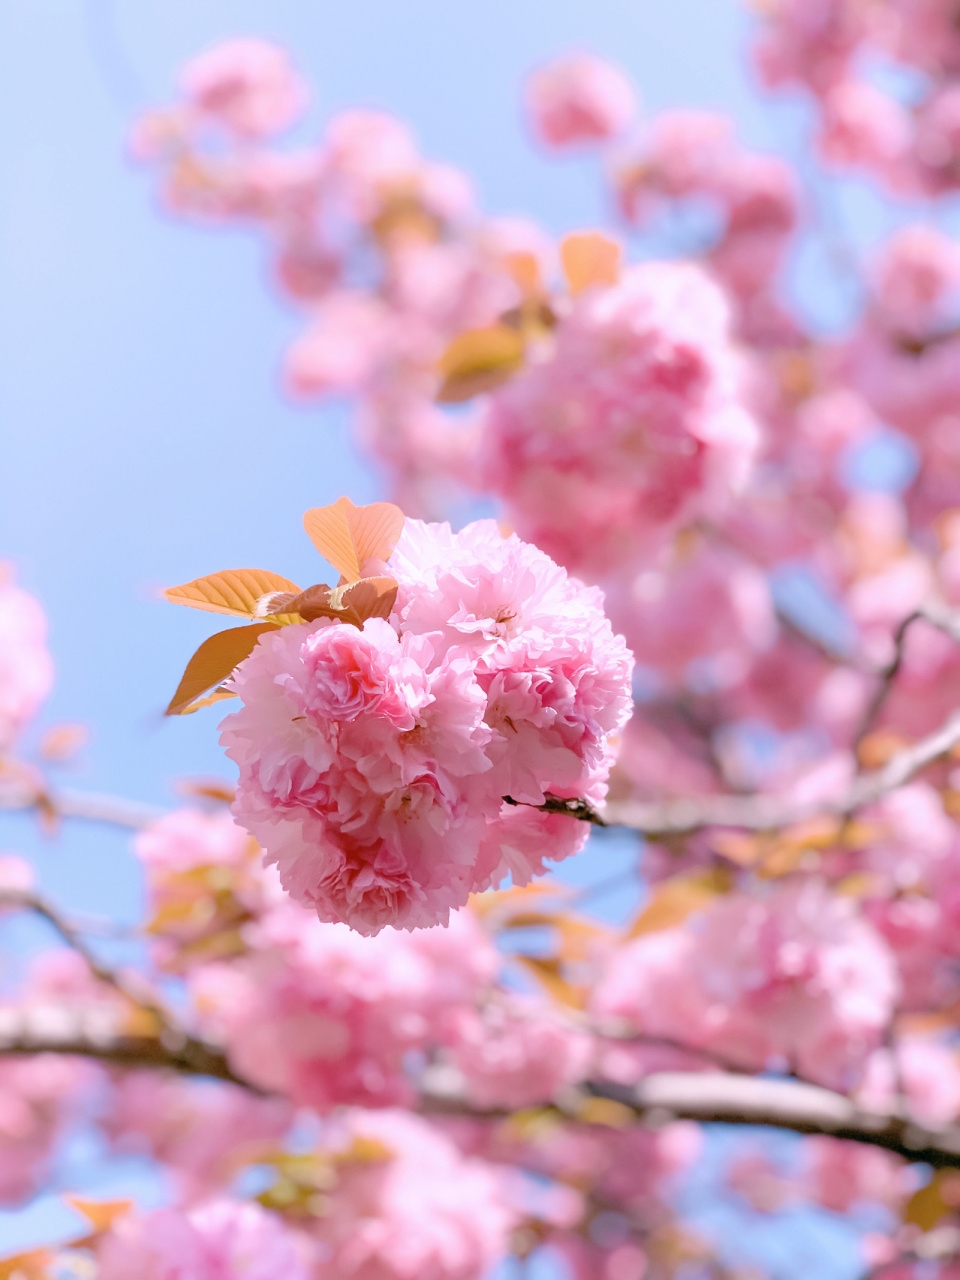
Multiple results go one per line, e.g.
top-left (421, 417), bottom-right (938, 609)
top-left (0, 1018), bottom-right (256, 1090)
top-left (515, 704), bottom-right (960, 836)
top-left (422, 1065), bottom-right (960, 1170)
top-left (0, 780), bottom-right (164, 829)
top-left (6, 1022), bottom-right (960, 1168)
top-left (854, 602), bottom-right (960, 749)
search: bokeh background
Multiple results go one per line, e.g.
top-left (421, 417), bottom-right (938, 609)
top-left (0, 2), bottom-right (907, 1273)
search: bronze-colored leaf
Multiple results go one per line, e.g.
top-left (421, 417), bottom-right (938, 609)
top-left (340, 576), bottom-right (398, 622)
top-left (0, 1248), bottom-right (52, 1279)
top-left (287, 583), bottom-right (334, 621)
top-left (560, 231), bottom-right (622, 298)
top-left (303, 497), bottom-right (405, 584)
top-left (503, 250), bottom-right (543, 298)
top-left (64, 1196), bottom-right (134, 1235)
top-left (176, 778), bottom-right (236, 804)
top-left (177, 688), bottom-right (239, 716)
top-left (165, 569), bottom-right (301, 619)
top-left (436, 324), bottom-right (526, 403)
top-left (39, 723), bottom-right (88, 762)
top-left (625, 868), bottom-right (731, 939)
top-left (515, 955), bottom-right (586, 1009)
top-left (284, 583), bottom-right (364, 630)
top-left (254, 591), bottom-right (304, 625)
top-left (165, 623), bottom-right (277, 716)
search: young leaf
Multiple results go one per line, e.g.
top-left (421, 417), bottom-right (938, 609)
top-left (503, 250), bottom-right (543, 298)
top-left (560, 231), bottom-right (622, 298)
top-left (166, 623), bottom-right (278, 716)
top-left (285, 583), bottom-right (351, 624)
top-left (176, 688), bottom-right (238, 716)
top-left (254, 591), bottom-right (305, 626)
top-left (904, 1168), bottom-right (960, 1231)
top-left (436, 324), bottom-right (526, 403)
top-left (515, 955), bottom-right (586, 1009)
top-left (340, 575), bottom-right (398, 622)
top-left (625, 868), bottom-right (731, 939)
top-left (303, 497), bottom-right (405, 584)
top-left (165, 569), bottom-right (301, 619)
top-left (64, 1196), bottom-right (134, 1235)
top-left (0, 1248), bottom-right (51, 1280)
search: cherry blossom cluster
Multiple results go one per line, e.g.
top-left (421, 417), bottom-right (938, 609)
top-left (220, 516), bottom-right (633, 934)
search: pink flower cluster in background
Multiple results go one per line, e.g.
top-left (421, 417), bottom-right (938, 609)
top-left (0, 564), bottom-right (52, 755)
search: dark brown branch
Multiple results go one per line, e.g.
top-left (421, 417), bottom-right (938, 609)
top-left (421, 1066), bottom-right (960, 1170)
top-left (1, 889), bottom-right (183, 1043)
top-left (503, 793), bottom-right (607, 826)
top-left (509, 705), bottom-right (960, 836)
top-left (855, 602), bottom-right (960, 749)
top-left (0, 1020), bottom-right (257, 1091)
top-left (7, 1023), bottom-right (960, 1168)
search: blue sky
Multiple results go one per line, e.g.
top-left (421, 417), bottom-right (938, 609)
top-left (0, 0), bottom-right (777, 925)
top-left (0, 3), bottom-right (878, 1272)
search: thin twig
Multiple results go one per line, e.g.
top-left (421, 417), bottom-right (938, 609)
top-left (0, 889), bottom-right (178, 1040)
top-left (0, 782), bottom-right (164, 829)
top-left (510, 705), bottom-right (960, 837)
top-left (0, 1020), bottom-right (258, 1092)
top-left (854, 609), bottom-right (922, 749)
top-left (855, 602), bottom-right (960, 749)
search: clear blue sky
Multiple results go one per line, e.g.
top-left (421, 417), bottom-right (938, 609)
top-left (0, 3), bottom-right (870, 1273)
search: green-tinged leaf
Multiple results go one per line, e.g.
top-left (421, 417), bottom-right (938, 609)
top-left (303, 498), bottom-right (405, 583)
top-left (905, 1168), bottom-right (960, 1232)
top-left (166, 624), bottom-right (277, 716)
top-left (436, 324), bottom-right (526, 403)
top-left (165, 569), bottom-right (301, 619)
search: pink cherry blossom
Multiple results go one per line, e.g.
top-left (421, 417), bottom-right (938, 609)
top-left (0, 1056), bottom-right (94, 1205)
top-left (525, 54), bottom-right (638, 148)
top-left (0, 564), bottom-right (53, 754)
top-left (192, 901), bottom-right (496, 1108)
top-left (180, 39), bottom-right (309, 138)
top-left (593, 880), bottom-right (899, 1089)
top-left (104, 1074), bottom-right (292, 1201)
top-left (802, 1137), bottom-right (911, 1213)
top-left (314, 1109), bottom-right (518, 1280)
top-left (97, 1198), bottom-right (315, 1280)
top-left (480, 262), bottom-right (760, 577)
top-left (221, 519), bottom-right (632, 933)
top-left (449, 995), bottom-right (593, 1108)
top-left (818, 80), bottom-right (912, 180)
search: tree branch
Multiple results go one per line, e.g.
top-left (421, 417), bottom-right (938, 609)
top-left (7, 1019), bottom-right (960, 1168)
top-left (0, 780), bottom-right (164, 830)
top-left (511, 704), bottom-right (960, 836)
top-left (1, 889), bottom-right (183, 1046)
top-left (0, 1016), bottom-right (257, 1091)
top-left (854, 602), bottom-right (960, 749)
top-left (422, 1066), bottom-right (960, 1170)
